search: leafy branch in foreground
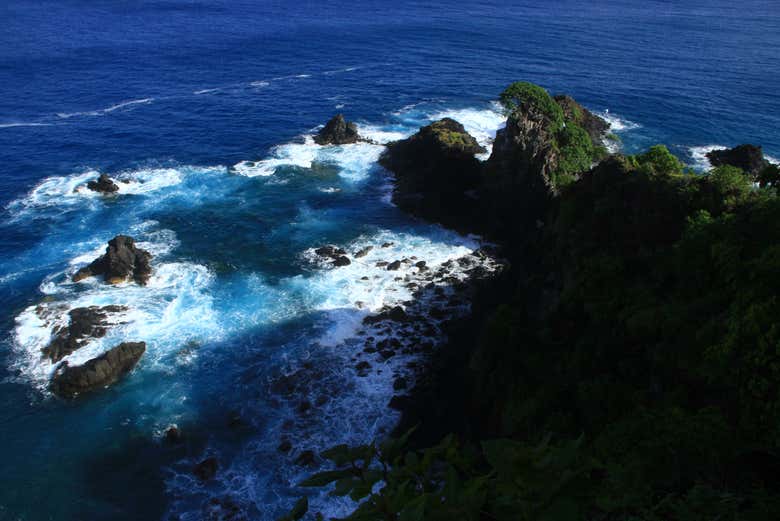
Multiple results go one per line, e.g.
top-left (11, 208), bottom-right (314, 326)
top-left (287, 429), bottom-right (601, 521)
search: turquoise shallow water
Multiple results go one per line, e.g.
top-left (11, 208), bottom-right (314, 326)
top-left (0, 1), bottom-right (779, 519)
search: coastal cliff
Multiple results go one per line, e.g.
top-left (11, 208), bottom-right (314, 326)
top-left (293, 83), bottom-right (780, 520)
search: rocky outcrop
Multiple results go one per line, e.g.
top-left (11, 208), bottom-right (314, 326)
top-left (706, 144), bottom-right (770, 176)
top-left (314, 245), bottom-right (351, 267)
top-left (86, 174), bottom-right (119, 194)
top-left (72, 235), bottom-right (152, 285)
top-left (314, 114), bottom-right (360, 145)
top-left (553, 95), bottom-right (609, 144)
top-left (49, 341), bottom-right (146, 398)
top-left (480, 99), bottom-right (562, 238)
top-left (379, 118), bottom-right (485, 230)
top-left (42, 305), bottom-right (127, 362)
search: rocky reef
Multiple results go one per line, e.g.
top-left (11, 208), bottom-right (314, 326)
top-left (49, 341), bottom-right (145, 398)
top-left (86, 173), bottom-right (120, 194)
top-left (72, 235), bottom-right (152, 285)
top-left (706, 143), bottom-right (770, 176)
top-left (313, 114), bottom-right (361, 145)
top-left (41, 305), bottom-right (127, 362)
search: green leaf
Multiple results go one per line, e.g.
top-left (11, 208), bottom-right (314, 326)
top-left (299, 469), bottom-right (354, 487)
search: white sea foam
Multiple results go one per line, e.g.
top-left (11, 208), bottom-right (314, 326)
top-left (0, 122), bottom-right (52, 129)
top-left (233, 136), bottom-right (383, 181)
top-left (595, 110), bottom-right (640, 132)
top-left (356, 124), bottom-right (410, 145)
top-left (56, 98), bottom-right (154, 119)
top-left (10, 229), bottom-right (218, 389)
top-left (6, 165), bottom-right (222, 216)
top-left (250, 81), bottom-right (269, 88)
top-left (689, 145), bottom-right (726, 171)
top-left (194, 88), bottom-right (219, 95)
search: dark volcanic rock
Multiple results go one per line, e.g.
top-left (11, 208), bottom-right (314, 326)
top-left (354, 246), bottom-right (373, 258)
top-left (333, 256), bottom-right (351, 267)
top-left (387, 260), bottom-right (402, 271)
top-left (194, 457), bottom-right (218, 481)
top-left (706, 144), bottom-right (770, 176)
top-left (294, 450), bottom-right (316, 466)
top-left (42, 305), bottom-right (127, 362)
top-left (86, 173), bottom-right (120, 194)
top-left (49, 341), bottom-right (146, 398)
top-left (314, 114), bottom-right (360, 145)
top-left (315, 245), bottom-right (346, 258)
top-left (164, 425), bottom-right (182, 444)
top-left (553, 95), bottom-right (609, 144)
top-left (380, 118), bottom-right (485, 229)
top-left (72, 235), bottom-right (152, 285)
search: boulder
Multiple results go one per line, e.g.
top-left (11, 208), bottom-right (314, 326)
top-left (333, 256), bottom-right (351, 267)
top-left (387, 260), bottom-right (402, 271)
top-left (49, 341), bottom-right (146, 398)
top-left (354, 246), bottom-right (373, 258)
top-left (86, 173), bottom-right (120, 194)
top-left (313, 114), bottom-right (360, 145)
top-left (72, 235), bottom-right (152, 285)
top-left (42, 305), bottom-right (127, 362)
top-left (706, 144), bottom-right (770, 176)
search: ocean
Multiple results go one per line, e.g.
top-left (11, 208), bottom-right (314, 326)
top-left (1, 1), bottom-right (778, 519)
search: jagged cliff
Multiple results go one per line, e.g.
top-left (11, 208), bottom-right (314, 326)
top-left (292, 82), bottom-right (780, 521)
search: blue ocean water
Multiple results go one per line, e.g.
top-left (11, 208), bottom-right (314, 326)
top-left (0, 1), bottom-right (778, 519)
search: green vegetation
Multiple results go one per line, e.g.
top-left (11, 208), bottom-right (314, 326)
top-left (286, 145), bottom-right (780, 520)
top-left (497, 82), bottom-right (609, 190)
top-left (499, 81), bottom-right (565, 131)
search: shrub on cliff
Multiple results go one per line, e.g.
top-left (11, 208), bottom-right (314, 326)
top-left (499, 81), bottom-right (565, 131)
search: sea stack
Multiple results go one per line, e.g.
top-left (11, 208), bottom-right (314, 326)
top-left (72, 235), bottom-right (153, 285)
top-left (314, 114), bottom-right (361, 145)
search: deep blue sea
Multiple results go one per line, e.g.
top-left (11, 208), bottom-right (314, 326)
top-left (1, 1), bottom-right (778, 519)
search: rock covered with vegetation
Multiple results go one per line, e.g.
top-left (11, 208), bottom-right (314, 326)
top-left (289, 82), bottom-right (780, 520)
top-left (379, 118), bottom-right (486, 230)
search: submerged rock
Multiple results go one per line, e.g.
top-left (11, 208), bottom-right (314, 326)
top-left (354, 245), bottom-right (373, 258)
top-left (194, 456), bottom-right (218, 481)
top-left (49, 341), bottom-right (146, 398)
top-left (706, 144), bottom-right (770, 176)
top-left (72, 235), bottom-right (152, 285)
top-left (164, 425), bottom-right (182, 445)
top-left (86, 173), bottom-right (120, 194)
top-left (313, 114), bottom-right (360, 145)
top-left (42, 305), bottom-right (127, 362)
